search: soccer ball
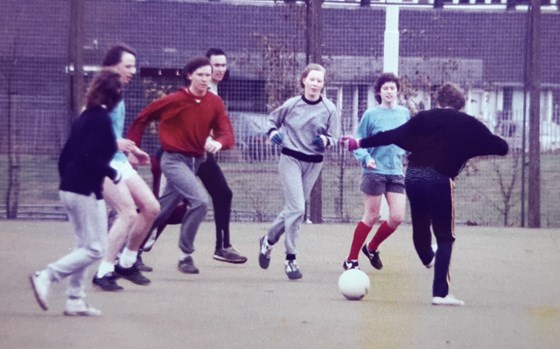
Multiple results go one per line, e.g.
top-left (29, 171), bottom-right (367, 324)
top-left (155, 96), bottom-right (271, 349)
top-left (338, 269), bottom-right (370, 301)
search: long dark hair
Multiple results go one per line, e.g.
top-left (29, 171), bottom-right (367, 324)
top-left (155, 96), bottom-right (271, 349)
top-left (85, 68), bottom-right (123, 111)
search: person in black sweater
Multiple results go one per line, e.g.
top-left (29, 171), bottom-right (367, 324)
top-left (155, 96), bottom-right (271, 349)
top-left (343, 82), bottom-right (509, 306)
top-left (29, 68), bottom-right (124, 316)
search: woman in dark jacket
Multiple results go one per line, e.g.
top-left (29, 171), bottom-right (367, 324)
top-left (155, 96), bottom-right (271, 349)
top-left (29, 68), bottom-right (123, 316)
top-left (343, 82), bottom-right (509, 306)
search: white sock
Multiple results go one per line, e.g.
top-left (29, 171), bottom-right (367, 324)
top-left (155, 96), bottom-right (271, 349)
top-left (96, 260), bottom-right (115, 278)
top-left (181, 253), bottom-right (191, 261)
top-left (118, 247), bottom-right (138, 268)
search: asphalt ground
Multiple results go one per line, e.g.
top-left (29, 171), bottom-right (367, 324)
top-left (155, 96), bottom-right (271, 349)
top-left (1, 220), bottom-right (559, 349)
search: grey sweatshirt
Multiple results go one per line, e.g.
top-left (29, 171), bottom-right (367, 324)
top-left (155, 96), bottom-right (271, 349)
top-left (267, 95), bottom-right (340, 156)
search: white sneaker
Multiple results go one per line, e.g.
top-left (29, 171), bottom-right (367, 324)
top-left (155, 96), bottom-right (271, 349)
top-left (29, 270), bottom-right (51, 311)
top-left (63, 299), bottom-right (102, 317)
top-left (432, 294), bottom-right (465, 306)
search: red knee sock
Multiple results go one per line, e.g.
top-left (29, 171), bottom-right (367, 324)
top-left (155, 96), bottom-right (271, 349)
top-left (347, 221), bottom-right (372, 260)
top-left (368, 221), bottom-right (396, 252)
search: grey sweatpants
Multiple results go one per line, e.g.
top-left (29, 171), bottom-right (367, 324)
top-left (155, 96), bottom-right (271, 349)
top-left (47, 191), bottom-right (108, 299)
top-left (266, 154), bottom-right (323, 256)
top-left (152, 152), bottom-right (208, 255)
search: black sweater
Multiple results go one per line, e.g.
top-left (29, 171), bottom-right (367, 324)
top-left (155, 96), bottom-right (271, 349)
top-left (58, 106), bottom-right (118, 199)
top-left (359, 108), bottom-right (509, 178)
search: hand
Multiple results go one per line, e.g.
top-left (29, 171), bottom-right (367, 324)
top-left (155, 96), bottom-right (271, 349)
top-left (205, 138), bottom-right (223, 153)
top-left (269, 131), bottom-right (284, 145)
top-left (117, 139), bottom-right (136, 152)
top-left (128, 153), bottom-right (139, 167)
top-left (366, 159), bottom-right (376, 169)
top-left (340, 135), bottom-right (360, 151)
top-left (131, 147), bottom-right (151, 166)
top-left (312, 135), bottom-right (328, 150)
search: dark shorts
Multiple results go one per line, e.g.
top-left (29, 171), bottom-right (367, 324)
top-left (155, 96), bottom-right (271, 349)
top-left (360, 173), bottom-right (406, 196)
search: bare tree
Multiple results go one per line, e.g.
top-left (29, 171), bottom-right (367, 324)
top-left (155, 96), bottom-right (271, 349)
top-left (474, 154), bottom-right (520, 226)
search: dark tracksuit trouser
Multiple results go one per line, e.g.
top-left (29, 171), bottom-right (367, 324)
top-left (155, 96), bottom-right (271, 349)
top-left (196, 152), bottom-right (233, 250)
top-left (405, 166), bottom-right (455, 298)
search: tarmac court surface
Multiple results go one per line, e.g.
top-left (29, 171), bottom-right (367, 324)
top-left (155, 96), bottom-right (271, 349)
top-left (1, 220), bottom-right (559, 349)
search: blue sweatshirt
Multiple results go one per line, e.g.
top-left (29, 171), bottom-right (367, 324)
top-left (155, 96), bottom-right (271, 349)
top-left (354, 105), bottom-right (410, 175)
top-left (109, 100), bottom-right (128, 162)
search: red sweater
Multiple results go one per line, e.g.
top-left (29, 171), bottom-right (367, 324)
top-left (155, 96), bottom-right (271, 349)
top-left (127, 88), bottom-right (234, 157)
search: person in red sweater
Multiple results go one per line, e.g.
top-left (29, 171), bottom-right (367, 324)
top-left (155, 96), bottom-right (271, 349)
top-left (127, 56), bottom-right (234, 274)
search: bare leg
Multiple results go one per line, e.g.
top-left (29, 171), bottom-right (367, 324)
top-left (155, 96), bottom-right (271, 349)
top-left (125, 172), bottom-right (160, 251)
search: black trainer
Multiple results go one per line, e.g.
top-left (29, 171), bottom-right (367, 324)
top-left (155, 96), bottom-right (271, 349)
top-left (92, 272), bottom-right (124, 292)
top-left (342, 259), bottom-right (359, 270)
top-left (177, 256), bottom-right (199, 274)
top-left (285, 260), bottom-right (302, 280)
top-left (258, 236), bottom-right (272, 269)
top-left (134, 255), bottom-right (153, 272)
top-left (362, 245), bottom-right (383, 270)
top-left (213, 246), bottom-right (248, 264)
top-left (114, 264), bottom-right (151, 285)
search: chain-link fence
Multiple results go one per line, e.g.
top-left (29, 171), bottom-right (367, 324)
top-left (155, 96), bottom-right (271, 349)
top-left (1, 0), bottom-right (559, 226)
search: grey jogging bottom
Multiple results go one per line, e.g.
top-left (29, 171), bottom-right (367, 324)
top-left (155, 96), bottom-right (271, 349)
top-left (48, 191), bottom-right (108, 299)
top-left (266, 154), bottom-right (323, 256)
top-left (152, 152), bottom-right (208, 255)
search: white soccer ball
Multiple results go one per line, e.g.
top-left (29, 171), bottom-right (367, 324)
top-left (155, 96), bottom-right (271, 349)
top-left (338, 269), bottom-right (370, 301)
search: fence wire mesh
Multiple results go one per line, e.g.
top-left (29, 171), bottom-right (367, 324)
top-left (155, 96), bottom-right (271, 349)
top-left (1, 0), bottom-right (559, 226)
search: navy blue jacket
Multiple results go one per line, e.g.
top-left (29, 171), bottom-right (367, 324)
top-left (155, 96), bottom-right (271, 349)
top-left (58, 106), bottom-right (118, 199)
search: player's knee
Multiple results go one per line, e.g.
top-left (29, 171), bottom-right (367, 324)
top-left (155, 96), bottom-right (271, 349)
top-left (362, 212), bottom-right (379, 227)
top-left (141, 199), bottom-right (160, 221)
top-left (190, 197), bottom-right (208, 213)
top-left (118, 207), bottom-right (139, 226)
top-left (388, 214), bottom-right (404, 228)
top-left (291, 205), bottom-right (305, 218)
top-left (87, 242), bottom-right (105, 260)
top-left (223, 187), bottom-right (233, 202)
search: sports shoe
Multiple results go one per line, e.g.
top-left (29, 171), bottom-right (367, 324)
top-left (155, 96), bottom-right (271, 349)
top-left (343, 259), bottom-right (360, 270)
top-left (213, 246), bottom-right (248, 264)
top-left (362, 245), bottom-right (383, 270)
top-left (134, 254), bottom-right (153, 272)
top-left (177, 256), bottom-right (199, 274)
top-left (114, 264), bottom-right (151, 285)
top-left (92, 272), bottom-right (123, 292)
top-left (142, 230), bottom-right (158, 252)
top-left (285, 260), bottom-right (302, 280)
top-left (258, 236), bottom-right (273, 269)
top-left (29, 270), bottom-right (51, 311)
top-left (432, 294), bottom-right (465, 306)
top-left (63, 299), bottom-right (101, 317)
